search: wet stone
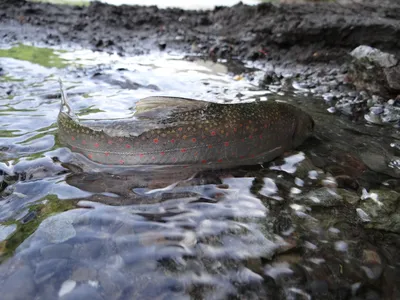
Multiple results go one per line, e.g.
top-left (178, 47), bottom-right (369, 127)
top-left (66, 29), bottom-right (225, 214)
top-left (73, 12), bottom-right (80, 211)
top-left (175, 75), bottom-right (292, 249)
top-left (294, 187), bottom-right (343, 207)
top-left (98, 269), bottom-right (129, 299)
top-left (1, 265), bottom-right (36, 300)
top-left (40, 243), bottom-right (73, 260)
top-left (337, 189), bottom-right (360, 205)
top-left (71, 239), bottom-right (108, 260)
top-left (60, 283), bottom-right (103, 300)
top-left (359, 189), bottom-right (400, 233)
top-left (34, 258), bottom-right (68, 284)
top-left (71, 267), bottom-right (98, 282)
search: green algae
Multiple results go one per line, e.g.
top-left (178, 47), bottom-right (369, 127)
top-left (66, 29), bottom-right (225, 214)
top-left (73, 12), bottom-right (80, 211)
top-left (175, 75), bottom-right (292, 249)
top-left (77, 106), bottom-right (105, 116)
top-left (0, 195), bottom-right (77, 263)
top-left (0, 44), bottom-right (68, 69)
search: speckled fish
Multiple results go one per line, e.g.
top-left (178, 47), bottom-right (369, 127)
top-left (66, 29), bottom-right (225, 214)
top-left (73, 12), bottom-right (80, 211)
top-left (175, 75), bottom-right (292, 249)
top-left (57, 83), bottom-right (314, 167)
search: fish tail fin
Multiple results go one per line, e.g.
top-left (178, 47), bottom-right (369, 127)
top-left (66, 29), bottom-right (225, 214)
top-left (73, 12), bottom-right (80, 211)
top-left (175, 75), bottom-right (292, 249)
top-left (58, 78), bottom-right (78, 120)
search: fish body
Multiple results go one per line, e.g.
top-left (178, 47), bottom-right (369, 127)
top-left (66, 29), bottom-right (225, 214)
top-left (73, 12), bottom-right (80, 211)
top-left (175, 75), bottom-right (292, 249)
top-left (57, 87), bottom-right (314, 167)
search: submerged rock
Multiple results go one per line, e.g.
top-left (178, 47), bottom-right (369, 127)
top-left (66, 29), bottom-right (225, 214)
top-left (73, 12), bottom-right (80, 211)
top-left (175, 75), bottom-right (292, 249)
top-left (359, 189), bottom-right (400, 233)
top-left (349, 45), bottom-right (400, 98)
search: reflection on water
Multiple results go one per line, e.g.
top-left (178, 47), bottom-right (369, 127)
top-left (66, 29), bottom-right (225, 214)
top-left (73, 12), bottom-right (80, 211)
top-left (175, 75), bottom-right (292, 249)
top-left (1, 44), bottom-right (400, 299)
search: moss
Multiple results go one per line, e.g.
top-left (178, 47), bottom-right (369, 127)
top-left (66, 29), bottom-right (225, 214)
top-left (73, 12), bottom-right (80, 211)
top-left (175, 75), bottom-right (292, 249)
top-left (0, 44), bottom-right (68, 69)
top-left (0, 195), bottom-right (77, 263)
top-left (77, 106), bottom-right (105, 117)
top-left (0, 130), bottom-right (21, 138)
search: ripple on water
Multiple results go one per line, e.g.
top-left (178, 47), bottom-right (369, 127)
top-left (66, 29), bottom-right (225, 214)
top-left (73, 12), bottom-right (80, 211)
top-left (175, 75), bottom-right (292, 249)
top-left (1, 44), bottom-right (400, 299)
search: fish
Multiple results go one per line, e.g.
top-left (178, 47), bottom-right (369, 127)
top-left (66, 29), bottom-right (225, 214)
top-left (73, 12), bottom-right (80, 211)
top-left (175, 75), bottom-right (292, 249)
top-left (57, 82), bottom-right (314, 167)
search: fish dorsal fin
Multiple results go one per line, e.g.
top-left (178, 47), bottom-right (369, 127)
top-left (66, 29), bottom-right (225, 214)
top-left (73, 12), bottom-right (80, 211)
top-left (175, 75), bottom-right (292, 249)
top-left (134, 96), bottom-right (210, 119)
top-left (58, 78), bottom-right (79, 121)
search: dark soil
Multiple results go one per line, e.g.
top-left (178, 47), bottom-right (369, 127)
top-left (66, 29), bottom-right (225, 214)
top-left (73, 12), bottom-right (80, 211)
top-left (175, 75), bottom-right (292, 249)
top-left (1, 0), bottom-right (400, 70)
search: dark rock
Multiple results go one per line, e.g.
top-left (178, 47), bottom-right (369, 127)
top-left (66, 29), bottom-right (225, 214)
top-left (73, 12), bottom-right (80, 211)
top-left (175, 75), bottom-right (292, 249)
top-left (349, 45), bottom-right (400, 98)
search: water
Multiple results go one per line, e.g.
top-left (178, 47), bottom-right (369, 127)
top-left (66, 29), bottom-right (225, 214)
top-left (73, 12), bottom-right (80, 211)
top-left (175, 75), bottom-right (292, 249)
top-left (1, 44), bottom-right (400, 299)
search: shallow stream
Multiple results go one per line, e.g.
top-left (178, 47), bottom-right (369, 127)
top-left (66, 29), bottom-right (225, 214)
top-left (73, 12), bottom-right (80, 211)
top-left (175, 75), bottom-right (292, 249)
top-left (0, 44), bottom-right (399, 299)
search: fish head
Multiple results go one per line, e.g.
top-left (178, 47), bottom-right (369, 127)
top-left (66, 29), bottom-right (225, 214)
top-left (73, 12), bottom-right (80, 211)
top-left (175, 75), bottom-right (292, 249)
top-left (292, 109), bottom-right (314, 148)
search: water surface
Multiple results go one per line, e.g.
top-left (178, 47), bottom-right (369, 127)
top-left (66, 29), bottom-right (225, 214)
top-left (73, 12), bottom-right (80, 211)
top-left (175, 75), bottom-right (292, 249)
top-left (0, 43), bottom-right (399, 299)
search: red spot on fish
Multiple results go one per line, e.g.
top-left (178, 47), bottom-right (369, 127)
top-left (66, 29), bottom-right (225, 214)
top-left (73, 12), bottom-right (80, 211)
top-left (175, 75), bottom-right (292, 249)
top-left (71, 136), bottom-right (75, 141)
top-left (264, 124), bottom-right (268, 128)
top-left (241, 138), bottom-right (245, 142)
top-left (94, 143), bottom-right (99, 148)
top-left (240, 155), bottom-right (245, 159)
top-left (105, 152), bottom-right (110, 156)
top-left (240, 124), bottom-right (243, 127)
top-left (201, 159), bottom-right (207, 164)
top-left (72, 146), bottom-right (76, 150)
top-left (88, 154), bottom-right (93, 159)
top-left (224, 142), bottom-right (229, 147)
top-left (249, 135), bottom-right (253, 139)
top-left (119, 160), bottom-right (124, 165)
top-left (119, 138), bottom-right (123, 143)
top-left (194, 152), bottom-right (198, 156)
top-left (226, 133), bottom-right (229, 137)
top-left (218, 159), bottom-right (223, 163)
top-left (211, 131), bottom-right (216, 136)
top-left (153, 138), bottom-right (159, 144)
top-left (173, 157), bottom-right (177, 162)
top-left (178, 127), bottom-right (183, 131)
top-left (250, 154), bottom-right (255, 158)
top-left (233, 128), bottom-right (237, 132)
top-left (192, 138), bottom-right (196, 142)
top-left (208, 144), bottom-right (212, 149)
top-left (160, 151), bottom-right (165, 155)
top-left (259, 135), bottom-right (263, 139)
top-left (152, 156), bottom-right (155, 160)
top-left (181, 148), bottom-right (186, 153)
top-left (108, 140), bottom-right (113, 145)
top-left (125, 144), bottom-right (131, 149)
top-left (82, 140), bottom-right (86, 145)
top-left (170, 139), bottom-right (175, 143)
top-left (140, 154), bottom-right (144, 158)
